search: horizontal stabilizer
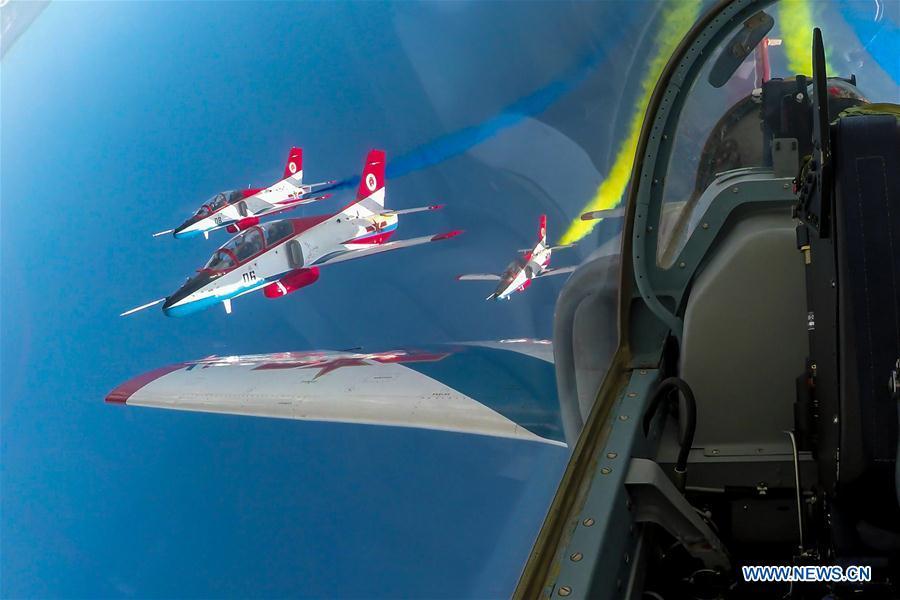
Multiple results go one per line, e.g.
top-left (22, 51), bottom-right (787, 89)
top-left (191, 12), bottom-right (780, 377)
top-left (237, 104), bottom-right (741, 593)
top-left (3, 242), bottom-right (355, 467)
top-left (306, 180), bottom-right (338, 190)
top-left (105, 344), bottom-right (566, 446)
top-left (581, 207), bottom-right (625, 221)
top-left (379, 204), bottom-right (444, 217)
top-left (534, 266), bottom-right (577, 278)
top-left (457, 273), bottom-right (502, 281)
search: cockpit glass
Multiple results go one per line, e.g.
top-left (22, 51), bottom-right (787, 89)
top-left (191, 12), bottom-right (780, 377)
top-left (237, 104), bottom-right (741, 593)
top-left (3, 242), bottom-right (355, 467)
top-left (205, 250), bottom-right (235, 271)
top-left (656, 2), bottom-right (898, 266)
top-left (261, 220), bottom-right (294, 246)
top-left (196, 192), bottom-right (229, 217)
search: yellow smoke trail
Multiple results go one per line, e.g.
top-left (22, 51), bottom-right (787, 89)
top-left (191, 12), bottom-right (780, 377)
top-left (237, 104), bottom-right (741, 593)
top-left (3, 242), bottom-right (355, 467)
top-left (778, 0), bottom-right (834, 76)
top-left (560, 0), bottom-right (701, 245)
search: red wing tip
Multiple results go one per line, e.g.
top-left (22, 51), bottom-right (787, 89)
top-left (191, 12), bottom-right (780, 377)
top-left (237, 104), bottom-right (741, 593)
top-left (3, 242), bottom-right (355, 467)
top-left (105, 392), bottom-right (128, 404)
top-left (105, 363), bottom-right (188, 406)
top-left (430, 204), bottom-right (445, 210)
top-left (432, 230), bottom-right (463, 241)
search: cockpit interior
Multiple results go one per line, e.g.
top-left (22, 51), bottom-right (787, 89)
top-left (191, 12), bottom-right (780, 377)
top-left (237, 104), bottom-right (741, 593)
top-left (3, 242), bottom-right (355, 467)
top-left (518, 1), bottom-right (899, 598)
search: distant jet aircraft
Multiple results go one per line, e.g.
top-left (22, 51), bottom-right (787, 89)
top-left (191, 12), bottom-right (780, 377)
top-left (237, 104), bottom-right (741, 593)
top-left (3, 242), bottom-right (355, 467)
top-left (457, 215), bottom-right (575, 300)
top-left (154, 147), bottom-right (336, 239)
top-left (124, 150), bottom-right (460, 317)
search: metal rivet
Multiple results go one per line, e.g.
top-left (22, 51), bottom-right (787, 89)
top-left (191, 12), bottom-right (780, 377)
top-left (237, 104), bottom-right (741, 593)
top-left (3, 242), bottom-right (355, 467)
top-left (624, 552), bottom-right (630, 564)
top-left (619, 415), bottom-right (629, 421)
top-left (701, 222), bottom-right (709, 229)
top-left (600, 467), bottom-right (612, 475)
top-left (711, 448), bottom-right (720, 455)
top-left (583, 517), bottom-right (595, 527)
top-left (732, 187), bottom-right (739, 193)
top-left (607, 452), bottom-right (618, 459)
top-left (639, 370), bottom-right (647, 375)
top-left (570, 552), bottom-right (583, 562)
top-left (558, 586), bottom-right (572, 596)
top-left (833, 415), bottom-right (839, 424)
top-left (627, 392), bottom-right (637, 398)
top-left (678, 262), bottom-right (686, 268)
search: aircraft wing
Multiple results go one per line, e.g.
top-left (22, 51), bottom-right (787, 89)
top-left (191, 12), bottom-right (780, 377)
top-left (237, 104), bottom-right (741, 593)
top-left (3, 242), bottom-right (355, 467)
top-left (457, 274), bottom-right (502, 281)
top-left (378, 204), bottom-right (444, 217)
top-left (106, 342), bottom-right (566, 447)
top-left (310, 230), bottom-right (462, 267)
top-left (534, 266), bottom-right (577, 278)
top-left (272, 192), bottom-right (332, 207)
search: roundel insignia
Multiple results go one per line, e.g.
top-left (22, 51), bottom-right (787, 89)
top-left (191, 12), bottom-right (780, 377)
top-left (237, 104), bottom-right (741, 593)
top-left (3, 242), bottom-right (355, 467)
top-left (289, 162), bottom-right (297, 174)
top-left (366, 173), bottom-right (377, 192)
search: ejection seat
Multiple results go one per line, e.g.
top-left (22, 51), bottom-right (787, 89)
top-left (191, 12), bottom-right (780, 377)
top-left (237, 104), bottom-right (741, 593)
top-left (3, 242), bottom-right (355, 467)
top-left (795, 35), bottom-right (900, 557)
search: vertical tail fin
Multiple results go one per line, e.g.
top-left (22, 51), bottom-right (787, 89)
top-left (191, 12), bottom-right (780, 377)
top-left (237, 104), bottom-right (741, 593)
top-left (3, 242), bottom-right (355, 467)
top-left (356, 149), bottom-right (386, 206)
top-left (538, 214), bottom-right (547, 245)
top-left (284, 147), bottom-right (303, 181)
top-left (340, 149), bottom-right (386, 217)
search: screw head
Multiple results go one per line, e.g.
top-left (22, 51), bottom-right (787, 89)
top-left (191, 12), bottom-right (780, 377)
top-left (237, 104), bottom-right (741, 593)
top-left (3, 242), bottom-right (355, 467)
top-left (558, 586), bottom-right (572, 596)
top-left (570, 552), bottom-right (583, 562)
top-left (600, 467), bottom-right (612, 475)
top-left (619, 415), bottom-right (629, 421)
top-left (627, 392), bottom-right (637, 398)
top-left (607, 452), bottom-right (618, 459)
top-left (583, 518), bottom-right (595, 527)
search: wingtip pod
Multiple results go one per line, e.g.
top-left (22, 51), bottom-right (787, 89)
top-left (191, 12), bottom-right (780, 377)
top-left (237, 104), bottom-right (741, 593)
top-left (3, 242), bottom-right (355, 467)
top-left (538, 214), bottom-right (547, 243)
top-left (431, 229), bottom-right (464, 242)
top-left (356, 149), bottom-right (386, 201)
top-left (284, 147), bottom-right (303, 180)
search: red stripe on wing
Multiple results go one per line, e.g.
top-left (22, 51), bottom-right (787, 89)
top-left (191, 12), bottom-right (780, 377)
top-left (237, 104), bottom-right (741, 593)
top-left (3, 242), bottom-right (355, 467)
top-left (105, 363), bottom-right (188, 404)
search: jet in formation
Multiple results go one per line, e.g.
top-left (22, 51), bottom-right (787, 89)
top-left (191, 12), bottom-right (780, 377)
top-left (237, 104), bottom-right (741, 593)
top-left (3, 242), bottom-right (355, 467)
top-left (124, 150), bottom-right (460, 317)
top-left (457, 215), bottom-right (575, 300)
top-left (153, 147), bottom-right (335, 240)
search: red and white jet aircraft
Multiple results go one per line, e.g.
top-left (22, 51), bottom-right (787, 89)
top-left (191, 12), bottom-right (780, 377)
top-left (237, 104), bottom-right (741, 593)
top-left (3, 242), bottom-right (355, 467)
top-left (124, 150), bottom-right (460, 317)
top-left (154, 147), bottom-right (336, 239)
top-left (457, 215), bottom-right (575, 300)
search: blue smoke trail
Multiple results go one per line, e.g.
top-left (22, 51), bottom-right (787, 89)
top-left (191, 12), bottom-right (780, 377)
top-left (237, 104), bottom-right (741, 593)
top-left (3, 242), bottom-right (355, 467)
top-left (837, 0), bottom-right (900, 84)
top-left (319, 10), bottom-right (643, 194)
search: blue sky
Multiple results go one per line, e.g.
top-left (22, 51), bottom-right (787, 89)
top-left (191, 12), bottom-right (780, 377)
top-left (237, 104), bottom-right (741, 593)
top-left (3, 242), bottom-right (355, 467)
top-left (2, 1), bottom-right (896, 597)
top-left (0, 2), bottom-right (651, 597)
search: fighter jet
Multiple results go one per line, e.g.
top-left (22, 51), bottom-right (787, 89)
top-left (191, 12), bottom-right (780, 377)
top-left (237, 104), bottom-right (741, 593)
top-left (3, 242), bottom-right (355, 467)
top-left (457, 215), bottom-right (575, 300)
top-left (124, 150), bottom-right (460, 317)
top-left (154, 147), bottom-right (335, 239)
